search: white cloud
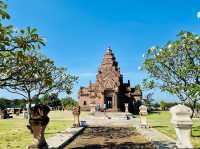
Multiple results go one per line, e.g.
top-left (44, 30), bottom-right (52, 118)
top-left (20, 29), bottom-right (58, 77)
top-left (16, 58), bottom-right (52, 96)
top-left (197, 11), bottom-right (200, 19)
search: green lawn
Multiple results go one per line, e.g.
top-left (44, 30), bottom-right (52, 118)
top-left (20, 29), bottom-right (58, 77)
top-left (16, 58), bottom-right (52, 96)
top-left (0, 111), bottom-right (88, 149)
top-left (147, 111), bottom-right (200, 148)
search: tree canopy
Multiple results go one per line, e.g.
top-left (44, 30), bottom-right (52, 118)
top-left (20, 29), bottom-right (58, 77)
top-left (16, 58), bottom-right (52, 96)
top-left (0, 1), bottom-right (78, 114)
top-left (142, 31), bottom-right (200, 117)
top-left (0, 1), bottom-right (45, 88)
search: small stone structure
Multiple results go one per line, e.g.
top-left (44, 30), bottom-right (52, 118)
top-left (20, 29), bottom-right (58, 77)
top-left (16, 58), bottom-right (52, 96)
top-left (0, 109), bottom-right (12, 119)
top-left (27, 104), bottom-right (50, 149)
top-left (23, 110), bottom-right (28, 119)
top-left (90, 104), bottom-right (96, 113)
top-left (139, 105), bottom-right (149, 128)
top-left (72, 106), bottom-right (80, 127)
top-left (125, 103), bottom-right (128, 113)
top-left (170, 104), bottom-right (193, 149)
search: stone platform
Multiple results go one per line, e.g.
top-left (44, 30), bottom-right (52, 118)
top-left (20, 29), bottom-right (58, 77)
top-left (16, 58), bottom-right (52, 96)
top-left (81, 112), bottom-right (134, 127)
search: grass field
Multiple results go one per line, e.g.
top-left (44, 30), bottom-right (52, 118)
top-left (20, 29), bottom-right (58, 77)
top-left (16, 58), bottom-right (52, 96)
top-left (147, 111), bottom-right (200, 148)
top-left (0, 111), bottom-right (89, 149)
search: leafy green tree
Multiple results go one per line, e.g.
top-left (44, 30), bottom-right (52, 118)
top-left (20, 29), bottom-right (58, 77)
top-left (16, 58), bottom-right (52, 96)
top-left (143, 92), bottom-right (154, 111)
top-left (159, 101), bottom-right (177, 111)
top-left (0, 97), bottom-right (26, 109)
top-left (39, 93), bottom-right (62, 109)
top-left (0, 1), bottom-right (45, 88)
top-left (5, 52), bottom-right (78, 117)
top-left (61, 97), bottom-right (78, 110)
top-left (142, 31), bottom-right (200, 117)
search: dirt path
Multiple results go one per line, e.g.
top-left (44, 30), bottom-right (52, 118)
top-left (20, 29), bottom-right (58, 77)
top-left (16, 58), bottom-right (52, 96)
top-left (65, 127), bottom-right (155, 149)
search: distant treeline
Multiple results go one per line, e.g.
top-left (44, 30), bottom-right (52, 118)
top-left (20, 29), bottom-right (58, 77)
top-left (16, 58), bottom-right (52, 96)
top-left (0, 98), bottom-right (26, 109)
top-left (0, 96), bottom-right (78, 110)
top-left (151, 101), bottom-right (200, 111)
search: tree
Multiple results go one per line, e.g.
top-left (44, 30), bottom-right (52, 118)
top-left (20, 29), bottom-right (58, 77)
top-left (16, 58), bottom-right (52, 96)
top-left (142, 31), bottom-right (200, 117)
top-left (0, 97), bottom-right (26, 109)
top-left (142, 92), bottom-right (154, 111)
top-left (61, 98), bottom-right (78, 110)
top-left (0, 1), bottom-right (45, 88)
top-left (159, 101), bottom-right (177, 111)
top-left (5, 52), bottom-right (78, 117)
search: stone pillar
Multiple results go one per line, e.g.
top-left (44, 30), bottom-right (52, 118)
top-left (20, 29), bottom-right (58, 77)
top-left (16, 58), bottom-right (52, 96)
top-left (112, 92), bottom-right (118, 111)
top-left (139, 105), bottom-right (149, 128)
top-left (170, 104), bottom-right (193, 149)
top-left (90, 104), bottom-right (96, 113)
top-left (125, 103), bottom-right (128, 113)
top-left (28, 105), bottom-right (50, 149)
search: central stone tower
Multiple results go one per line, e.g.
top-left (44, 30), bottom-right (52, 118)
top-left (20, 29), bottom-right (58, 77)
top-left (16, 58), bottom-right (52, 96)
top-left (78, 47), bottom-right (142, 113)
top-left (95, 48), bottom-right (122, 111)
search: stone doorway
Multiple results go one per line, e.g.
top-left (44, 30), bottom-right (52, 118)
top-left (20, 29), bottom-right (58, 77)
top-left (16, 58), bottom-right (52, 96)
top-left (104, 90), bottom-right (113, 109)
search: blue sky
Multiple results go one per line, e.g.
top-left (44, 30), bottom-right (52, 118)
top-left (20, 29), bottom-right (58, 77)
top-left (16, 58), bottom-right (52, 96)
top-left (1, 0), bottom-right (200, 102)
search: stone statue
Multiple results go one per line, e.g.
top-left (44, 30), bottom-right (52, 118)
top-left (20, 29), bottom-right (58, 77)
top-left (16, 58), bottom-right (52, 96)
top-left (27, 104), bottom-right (50, 149)
top-left (72, 106), bottom-right (80, 127)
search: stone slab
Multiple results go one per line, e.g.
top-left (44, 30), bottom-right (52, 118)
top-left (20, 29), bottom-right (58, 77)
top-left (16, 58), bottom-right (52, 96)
top-left (47, 127), bottom-right (85, 149)
top-left (132, 121), bottom-right (177, 149)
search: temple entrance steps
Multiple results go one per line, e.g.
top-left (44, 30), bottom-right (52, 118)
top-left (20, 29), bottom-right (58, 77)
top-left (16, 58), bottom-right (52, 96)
top-left (80, 112), bottom-right (137, 127)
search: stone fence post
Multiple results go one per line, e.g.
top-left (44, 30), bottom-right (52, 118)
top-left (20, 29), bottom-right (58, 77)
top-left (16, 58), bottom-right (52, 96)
top-left (139, 105), bottom-right (149, 128)
top-left (125, 103), bottom-right (128, 113)
top-left (170, 104), bottom-right (193, 149)
top-left (72, 106), bottom-right (81, 127)
top-left (90, 104), bottom-right (96, 113)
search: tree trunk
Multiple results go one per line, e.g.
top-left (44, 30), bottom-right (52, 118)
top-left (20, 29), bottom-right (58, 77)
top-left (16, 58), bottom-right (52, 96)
top-left (190, 100), bottom-right (197, 118)
top-left (191, 108), bottom-right (194, 119)
top-left (27, 92), bottom-right (32, 120)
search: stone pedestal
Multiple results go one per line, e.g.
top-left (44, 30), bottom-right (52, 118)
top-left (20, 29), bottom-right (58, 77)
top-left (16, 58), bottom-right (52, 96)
top-left (170, 104), bottom-right (193, 149)
top-left (72, 106), bottom-right (80, 127)
top-left (125, 103), bottom-right (128, 113)
top-left (27, 104), bottom-right (50, 149)
top-left (139, 105), bottom-right (149, 128)
top-left (90, 104), bottom-right (96, 113)
top-left (23, 110), bottom-right (28, 119)
top-left (28, 118), bottom-right (49, 149)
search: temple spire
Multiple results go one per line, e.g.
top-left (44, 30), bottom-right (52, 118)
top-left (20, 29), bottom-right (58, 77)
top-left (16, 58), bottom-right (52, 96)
top-left (106, 46), bottom-right (112, 53)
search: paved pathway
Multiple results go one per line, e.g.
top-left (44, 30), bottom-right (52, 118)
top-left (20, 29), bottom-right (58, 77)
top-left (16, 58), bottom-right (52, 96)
top-left (46, 112), bottom-right (177, 149)
top-left (65, 126), bottom-right (154, 149)
top-left (82, 112), bottom-right (177, 149)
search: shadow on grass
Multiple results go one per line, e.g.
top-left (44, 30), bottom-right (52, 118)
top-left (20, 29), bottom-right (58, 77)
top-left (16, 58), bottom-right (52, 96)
top-left (152, 126), bottom-right (168, 128)
top-left (192, 125), bottom-right (200, 137)
top-left (45, 131), bottom-right (62, 135)
top-left (149, 111), bottom-right (161, 114)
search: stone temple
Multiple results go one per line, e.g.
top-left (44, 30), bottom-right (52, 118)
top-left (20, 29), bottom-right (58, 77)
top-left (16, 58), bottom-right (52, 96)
top-left (78, 48), bottom-right (142, 113)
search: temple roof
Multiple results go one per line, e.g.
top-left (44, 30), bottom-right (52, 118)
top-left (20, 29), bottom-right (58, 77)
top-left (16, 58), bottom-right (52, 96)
top-left (101, 47), bottom-right (119, 70)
